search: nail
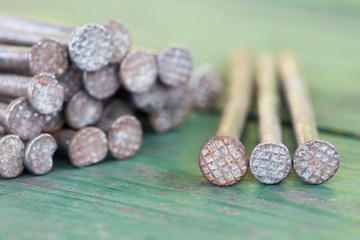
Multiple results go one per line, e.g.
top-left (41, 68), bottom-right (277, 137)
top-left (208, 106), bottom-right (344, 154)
top-left (278, 53), bottom-right (340, 184)
top-left (0, 39), bottom-right (68, 77)
top-left (249, 54), bottom-right (292, 184)
top-left (132, 83), bottom-right (168, 112)
top-left (43, 109), bottom-right (65, 133)
top-left (103, 19), bottom-right (132, 63)
top-left (0, 124), bottom-right (6, 138)
top-left (198, 51), bottom-right (253, 187)
top-left (120, 50), bottom-right (157, 93)
top-left (24, 133), bottom-right (57, 175)
top-left (83, 64), bottom-right (120, 100)
top-left (0, 97), bottom-right (45, 141)
top-left (188, 64), bottom-right (222, 111)
top-left (0, 72), bottom-right (65, 114)
top-left (0, 134), bottom-right (25, 178)
top-left (157, 45), bottom-right (192, 87)
top-left (57, 66), bottom-right (83, 102)
top-left (65, 90), bottom-right (103, 129)
top-left (97, 99), bottom-right (141, 160)
top-left (52, 127), bottom-right (108, 168)
top-left (68, 24), bottom-right (114, 71)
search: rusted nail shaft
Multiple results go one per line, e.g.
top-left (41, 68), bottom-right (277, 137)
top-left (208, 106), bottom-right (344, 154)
top-left (278, 53), bottom-right (340, 184)
top-left (198, 50), bottom-right (253, 187)
top-left (278, 53), bottom-right (318, 145)
top-left (249, 54), bottom-right (291, 184)
top-left (216, 51), bottom-right (253, 138)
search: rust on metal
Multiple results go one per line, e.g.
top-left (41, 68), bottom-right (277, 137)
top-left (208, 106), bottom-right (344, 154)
top-left (97, 99), bottom-right (134, 131)
top-left (198, 51), bottom-right (253, 187)
top-left (27, 73), bottom-right (65, 114)
top-left (120, 50), bottom-right (157, 93)
top-left (250, 54), bottom-right (292, 184)
top-left (0, 39), bottom-right (68, 77)
top-left (278, 53), bottom-right (340, 184)
top-left (83, 64), bottom-right (120, 100)
top-left (157, 45), bottom-right (192, 87)
top-left (53, 127), bottom-right (108, 168)
top-left (103, 19), bottom-right (132, 63)
top-left (43, 109), bottom-right (65, 133)
top-left (58, 66), bottom-right (83, 102)
top-left (1, 97), bottom-right (45, 141)
top-left (108, 115), bottom-right (142, 160)
top-left (68, 24), bottom-right (114, 71)
top-left (132, 83), bottom-right (168, 112)
top-left (24, 133), bottom-right (57, 175)
top-left (65, 90), bottom-right (103, 129)
top-left (0, 134), bottom-right (25, 179)
top-left (188, 65), bottom-right (222, 111)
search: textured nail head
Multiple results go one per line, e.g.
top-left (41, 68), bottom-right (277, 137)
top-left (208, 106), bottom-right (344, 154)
top-left (0, 134), bottom-right (24, 179)
top-left (68, 127), bottom-right (108, 168)
top-left (68, 24), bottom-right (114, 71)
top-left (27, 73), bottom-right (65, 114)
top-left (25, 133), bottom-right (57, 175)
top-left (294, 140), bottom-right (340, 184)
top-left (103, 19), bottom-right (132, 63)
top-left (188, 65), bottom-right (222, 110)
top-left (157, 46), bottom-right (192, 87)
top-left (250, 142), bottom-right (292, 184)
top-left (120, 50), bottom-right (157, 93)
top-left (83, 64), bottom-right (120, 100)
top-left (199, 136), bottom-right (248, 187)
top-left (4, 97), bottom-right (45, 141)
top-left (29, 38), bottom-right (68, 77)
top-left (108, 116), bottom-right (142, 160)
top-left (65, 91), bottom-right (103, 129)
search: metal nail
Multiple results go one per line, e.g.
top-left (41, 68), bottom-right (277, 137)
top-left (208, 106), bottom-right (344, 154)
top-left (52, 127), bottom-right (108, 168)
top-left (0, 39), bottom-right (68, 77)
top-left (65, 90), bottom-right (103, 129)
top-left (198, 51), bottom-right (253, 187)
top-left (0, 72), bottom-right (65, 114)
top-left (0, 134), bottom-right (24, 179)
top-left (249, 54), bottom-right (292, 184)
top-left (120, 50), bottom-right (157, 93)
top-left (57, 66), bottom-right (83, 102)
top-left (24, 133), bottom-right (57, 175)
top-left (278, 53), bottom-right (340, 184)
top-left (83, 64), bottom-right (120, 100)
top-left (0, 97), bottom-right (45, 141)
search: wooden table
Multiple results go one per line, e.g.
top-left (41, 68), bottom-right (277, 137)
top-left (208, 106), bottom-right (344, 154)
top-left (1, 0), bottom-right (359, 239)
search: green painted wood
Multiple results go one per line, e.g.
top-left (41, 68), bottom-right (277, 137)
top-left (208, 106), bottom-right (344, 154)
top-left (0, 0), bottom-right (359, 239)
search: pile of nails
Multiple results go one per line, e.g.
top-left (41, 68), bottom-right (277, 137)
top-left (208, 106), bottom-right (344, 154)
top-left (0, 14), bottom-right (223, 179)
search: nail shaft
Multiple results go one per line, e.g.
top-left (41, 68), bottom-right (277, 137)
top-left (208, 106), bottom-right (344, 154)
top-left (278, 53), bottom-right (340, 184)
top-left (249, 54), bottom-right (291, 184)
top-left (198, 50), bottom-right (252, 186)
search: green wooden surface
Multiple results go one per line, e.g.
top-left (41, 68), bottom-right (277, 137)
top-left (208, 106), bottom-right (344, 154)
top-left (1, 0), bottom-right (360, 239)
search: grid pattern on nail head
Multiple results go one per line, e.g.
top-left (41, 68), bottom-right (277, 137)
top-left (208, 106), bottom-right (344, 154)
top-left (199, 136), bottom-right (248, 186)
top-left (294, 140), bottom-right (340, 184)
top-left (250, 142), bottom-right (292, 184)
top-left (158, 47), bottom-right (192, 87)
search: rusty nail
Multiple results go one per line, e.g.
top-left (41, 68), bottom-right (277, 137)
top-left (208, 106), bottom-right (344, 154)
top-left (157, 45), bottom-right (192, 87)
top-left (0, 72), bottom-right (65, 114)
top-left (57, 66), bottom-right (83, 102)
top-left (83, 64), bottom-right (120, 100)
top-left (278, 53), bottom-right (340, 184)
top-left (120, 50), bottom-right (157, 93)
top-left (132, 83), bottom-right (168, 112)
top-left (0, 134), bottom-right (25, 179)
top-left (97, 99), bottom-right (134, 131)
top-left (65, 90), bottom-right (103, 129)
top-left (249, 54), bottom-right (292, 184)
top-left (43, 109), bottom-right (65, 133)
top-left (24, 133), bottom-right (57, 175)
top-left (103, 19), bottom-right (132, 63)
top-left (0, 97), bottom-right (45, 141)
top-left (52, 127), bottom-right (108, 168)
top-left (0, 39), bottom-right (68, 77)
top-left (68, 24), bottom-right (114, 71)
top-left (188, 65), bottom-right (222, 111)
top-left (198, 51), bottom-right (252, 187)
